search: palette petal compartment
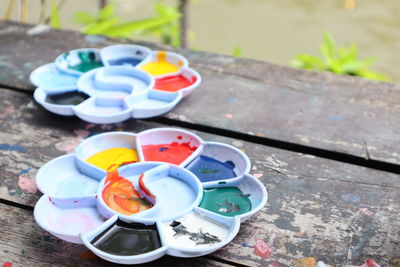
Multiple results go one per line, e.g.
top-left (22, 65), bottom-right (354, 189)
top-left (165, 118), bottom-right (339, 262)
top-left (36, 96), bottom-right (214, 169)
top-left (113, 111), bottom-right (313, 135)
top-left (30, 46), bottom-right (201, 123)
top-left (34, 128), bottom-right (267, 264)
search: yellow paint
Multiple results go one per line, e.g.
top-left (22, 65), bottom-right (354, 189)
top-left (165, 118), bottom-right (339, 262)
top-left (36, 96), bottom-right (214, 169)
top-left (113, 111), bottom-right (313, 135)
top-left (140, 51), bottom-right (180, 76)
top-left (86, 148), bottom-right (139, 171)
top-left (292, 257), bottom-right (317, 267)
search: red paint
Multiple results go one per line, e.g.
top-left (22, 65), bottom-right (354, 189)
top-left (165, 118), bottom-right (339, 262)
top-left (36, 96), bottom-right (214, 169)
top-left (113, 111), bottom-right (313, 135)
top-left (154, 75), bottom-right (196, 92)
top-left (254, 239), bottom-right (273, 259)
top-left (177, 136), bottom-right (182, 140)
top-left (362, 259), bottom-right (380, 267)
top-left (139, 174), bottom-right (156, 199)
top-left (3, 262), bottom-right (12, 267)
top-left (142, 142), bottom-right (197, 165)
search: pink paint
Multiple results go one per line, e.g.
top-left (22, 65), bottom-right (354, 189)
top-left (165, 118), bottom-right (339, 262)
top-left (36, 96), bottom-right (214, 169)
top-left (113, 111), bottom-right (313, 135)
top-left (85, 123), bottom-right (96, 130)
top-left (18, 174), bottom-right (37, 194)
top-left (55, 139), bottom-right (80, 153)
top-left (3, 262), bottom-right (12, 267)
top-left (224, 113), bottom-right (233, 119)
top-left (359, 208), bottom-right (373, 216)
top-left (253, 173), bottom-right (263, 179)
top-left (361, 259), bottom-right (380, 267)
top-left (74, 129), bottom-right (90, 138)
top-left (254, 239), bottom-right (273, 259)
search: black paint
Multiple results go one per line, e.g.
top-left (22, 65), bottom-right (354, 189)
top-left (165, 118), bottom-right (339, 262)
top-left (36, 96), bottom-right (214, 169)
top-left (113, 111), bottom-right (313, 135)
top-left (91, 219), bottom-right (161, 256)
top-left (45, 91), bottom-right (89, 105)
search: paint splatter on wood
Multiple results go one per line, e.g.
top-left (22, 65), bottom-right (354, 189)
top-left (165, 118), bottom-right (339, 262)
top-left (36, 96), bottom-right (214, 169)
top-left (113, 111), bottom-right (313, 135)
top-left (80, 250), bottom-right (97, 260)
top-left (254, 239), bottom-right (272, 259)
top-left (18, 174), bottom-right (37, 193)
top-left (292, 257), bottom-right (317, 267)
top-left (2, 262), bottom-right (12, 267)
top-left (359, 208), bottom-right (374, 216)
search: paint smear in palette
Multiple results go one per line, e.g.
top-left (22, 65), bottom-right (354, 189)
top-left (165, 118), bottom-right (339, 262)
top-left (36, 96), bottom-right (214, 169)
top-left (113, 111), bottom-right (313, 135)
top-left (141, 142), bottom-right (197, 165)
top-left (163, 212), bottom-right (228, 248)
top-left (186, 155), bottom-right (236, 182)
top-left (86, 148), bottom-right (139, 171)
top-left (199, 187), bottom-right (252, 217)
top-left (65, 51), bottom-right (103, 73)
top-left (46, 91), bottom-right (90, 105)
top-left (50, 208), bottom-right (104, 235)
top-left (154, 75), bottom-right (196, 92)
top-left (92, 220), bottom-right (161, 256)
top-left (102, 170), bottom-right (153, 216)
top-left (108, 58), bottom-right (142, 67)
top-left (140, 51), bottom-right (180, 76)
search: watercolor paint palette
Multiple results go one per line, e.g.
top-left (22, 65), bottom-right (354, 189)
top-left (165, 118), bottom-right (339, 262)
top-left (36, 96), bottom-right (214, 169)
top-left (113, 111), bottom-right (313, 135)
top-left (34, 128), bottom-right (267, 264)
top-left (30, 45), bottom-right (201, 123)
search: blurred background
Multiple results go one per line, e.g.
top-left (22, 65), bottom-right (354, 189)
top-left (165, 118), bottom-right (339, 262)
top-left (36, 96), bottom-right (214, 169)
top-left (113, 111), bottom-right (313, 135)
top-left (1, 0), bottom-right (399, 83)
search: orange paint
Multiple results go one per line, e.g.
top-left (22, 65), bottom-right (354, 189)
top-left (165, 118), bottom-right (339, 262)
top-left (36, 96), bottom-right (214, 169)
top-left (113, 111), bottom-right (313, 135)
top-left (141, 142), bottom-right (197, 165)
top-left (139, 174), bottom-right (155, 199)
top-left (154, 75), bottom-right (196, 92)
top-left (80, 250), bottom-right (97, 260)
top-left (102, 170), bottom-right (152, 215)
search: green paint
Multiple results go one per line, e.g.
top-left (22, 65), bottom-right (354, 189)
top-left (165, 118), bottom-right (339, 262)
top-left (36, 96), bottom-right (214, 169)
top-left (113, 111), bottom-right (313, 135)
top-left (67, 52), bottom-right (103, 73)
top-left (199, 187), bottom-right (252, 217)
top-left (199, 168), bottom-right (219, 174)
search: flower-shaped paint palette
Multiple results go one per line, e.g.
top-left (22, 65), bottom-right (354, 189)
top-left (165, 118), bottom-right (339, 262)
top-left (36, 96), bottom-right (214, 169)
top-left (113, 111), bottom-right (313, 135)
top-left (30, 45), bottom-right (201, 124)
top-left (34, 128), bottom-right (267, 264)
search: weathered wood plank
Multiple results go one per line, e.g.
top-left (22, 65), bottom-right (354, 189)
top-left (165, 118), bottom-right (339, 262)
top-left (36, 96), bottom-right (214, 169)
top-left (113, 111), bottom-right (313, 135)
top-left (1, 87), bottom-right (399, 266)
top-left (0, 203), bottom-right (232, 267)
top-left (0, 22), bottom-right (400, 165)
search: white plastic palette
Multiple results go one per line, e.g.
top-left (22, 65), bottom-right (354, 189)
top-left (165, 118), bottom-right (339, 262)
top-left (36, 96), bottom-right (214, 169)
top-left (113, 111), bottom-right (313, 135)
top-left (30, 45), bottom-right (201, 124)
top-left (34, 128), bottom-right (268, 264)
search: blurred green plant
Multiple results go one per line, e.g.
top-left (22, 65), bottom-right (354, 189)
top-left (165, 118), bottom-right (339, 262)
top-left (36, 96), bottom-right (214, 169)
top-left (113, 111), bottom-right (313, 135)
top-left (232, 46), bottom-right (242, 57)
top-left (291, 32), bottom-right (389, 82)
top-left (73, 1), bottom-right (182, 46)
top-left (50, 0), bottom-right (61, 29)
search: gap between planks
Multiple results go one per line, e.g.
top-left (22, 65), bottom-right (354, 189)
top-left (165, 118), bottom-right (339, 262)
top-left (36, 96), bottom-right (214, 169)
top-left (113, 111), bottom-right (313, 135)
top-left (2, 86), bottom-right (400, 175)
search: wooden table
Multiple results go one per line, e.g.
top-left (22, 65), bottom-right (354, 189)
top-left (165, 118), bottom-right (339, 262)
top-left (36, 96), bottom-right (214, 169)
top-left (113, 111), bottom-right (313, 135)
top-left (0, 22), bottom-right (399, 267)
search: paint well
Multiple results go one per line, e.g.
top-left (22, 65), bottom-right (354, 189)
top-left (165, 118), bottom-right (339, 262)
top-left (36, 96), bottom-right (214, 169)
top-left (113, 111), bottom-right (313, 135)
top-left (45, 91), bottom-right (90, 105)
top-left (86, 148), bottom-right (139, 171)
top-left (102, 170), bottom-right (153, 216)
top-left (108, 58), bottom-right (142, 66)
top-left (48, 206), bottom-right (104, 235)
top-left (92, 220), bottom-right (161, 256)
top-left (154, 75), bottom-right (196, 92)
top-left (55, 176), bottom-right (98, 197)
top-left (141, 142), bottom-right (197, 165)
top-left (163, 212), bottom-right (228, 248)
top-left (66, 51), bottom-right (103, 73)
top-left (187, 155), bottom-right (236, 183)
top-left (140, 51), bottom-right (180, 76)
top-left (199, 187), bottom-right (252, 217)
top-left (31, 63), bottom-right (79, 88)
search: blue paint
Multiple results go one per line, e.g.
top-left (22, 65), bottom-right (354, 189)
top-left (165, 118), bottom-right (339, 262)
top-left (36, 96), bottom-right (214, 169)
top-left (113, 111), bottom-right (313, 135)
top-left (187, 155), bottom-right (236, 182)
top-left (19, 168), bottom-right (32, 175)
top-left (159, 147), bottom-right (169, 152)
top-left (227, 98), bottom-right (237, 103)
top-left (108, 58), bottom-right (143, 67)
top-left (330, 114), bottom-right (342, 120)
top-left (341, 193), bottom-right (361, 203)
top-left (0, 144), bottom-right (25, 152)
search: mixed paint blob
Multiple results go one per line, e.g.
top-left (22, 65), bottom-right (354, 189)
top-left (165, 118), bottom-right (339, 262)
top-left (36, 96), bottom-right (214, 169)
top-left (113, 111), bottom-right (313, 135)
top-left (101, 170), bottom-right (153, 216)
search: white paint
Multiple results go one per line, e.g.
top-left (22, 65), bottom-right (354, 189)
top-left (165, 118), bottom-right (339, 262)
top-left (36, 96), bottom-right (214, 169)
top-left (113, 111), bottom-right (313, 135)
top-left (163, 212), bottom-right (229, 248)
top-left (27, 24), bottom-right (51, 35)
